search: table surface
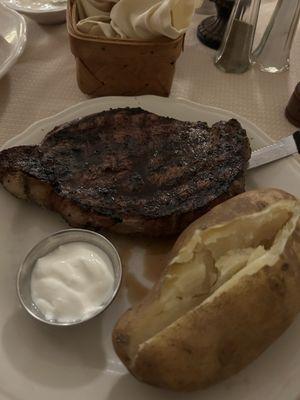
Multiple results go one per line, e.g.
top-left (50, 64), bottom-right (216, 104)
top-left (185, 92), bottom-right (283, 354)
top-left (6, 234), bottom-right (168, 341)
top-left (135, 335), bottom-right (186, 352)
top-left (0, 1), bottom-right (299, 147)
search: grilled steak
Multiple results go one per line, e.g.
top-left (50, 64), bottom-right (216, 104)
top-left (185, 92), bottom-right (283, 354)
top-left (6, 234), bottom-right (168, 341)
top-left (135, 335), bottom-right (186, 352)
top-left (0, 108), bottom-right (251, 236)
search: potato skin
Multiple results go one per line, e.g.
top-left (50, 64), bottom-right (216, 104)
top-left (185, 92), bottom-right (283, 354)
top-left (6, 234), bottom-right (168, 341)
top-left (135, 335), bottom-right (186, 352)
top-left (113, 188), bottom-right (300, 391)
top-left (132, 247), bottom-right (300, 390)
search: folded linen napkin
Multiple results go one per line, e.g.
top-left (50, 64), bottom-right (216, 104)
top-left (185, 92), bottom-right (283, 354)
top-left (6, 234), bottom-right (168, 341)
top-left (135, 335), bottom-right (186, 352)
top-left (76, 0), bottom-right (119, 37)
top-left (77, 0), bottom-right (203, 40)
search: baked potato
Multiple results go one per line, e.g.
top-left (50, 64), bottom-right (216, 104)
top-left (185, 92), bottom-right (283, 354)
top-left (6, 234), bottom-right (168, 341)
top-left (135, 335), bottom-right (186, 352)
top-left (113, 188), bottom-right (300, 391)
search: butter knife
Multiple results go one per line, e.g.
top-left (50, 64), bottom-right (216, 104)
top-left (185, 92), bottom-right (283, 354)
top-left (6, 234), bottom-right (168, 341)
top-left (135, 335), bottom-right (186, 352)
top-left (248, 131), bottom-right (300, 170)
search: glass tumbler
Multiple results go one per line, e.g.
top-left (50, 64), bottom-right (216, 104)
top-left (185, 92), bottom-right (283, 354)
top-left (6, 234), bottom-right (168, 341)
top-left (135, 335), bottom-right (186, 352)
top-left (252, 0), bottom-right (300, 73)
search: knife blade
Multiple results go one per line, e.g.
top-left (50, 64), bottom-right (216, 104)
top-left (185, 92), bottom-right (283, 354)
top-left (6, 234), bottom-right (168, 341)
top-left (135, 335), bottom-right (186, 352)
top-left (248, 131), bottom-right (300, 170)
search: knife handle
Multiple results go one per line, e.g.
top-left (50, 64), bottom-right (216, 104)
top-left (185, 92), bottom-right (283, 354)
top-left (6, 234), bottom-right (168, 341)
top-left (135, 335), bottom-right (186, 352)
top-left (293, 131), bottom-right (300, 153)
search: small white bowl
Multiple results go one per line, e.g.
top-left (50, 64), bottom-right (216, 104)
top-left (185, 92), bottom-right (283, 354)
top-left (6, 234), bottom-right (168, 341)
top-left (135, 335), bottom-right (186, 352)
top-left (17, 229), bottom-right (122, 326)
top-left (2, 0), bottom-right (66, 25)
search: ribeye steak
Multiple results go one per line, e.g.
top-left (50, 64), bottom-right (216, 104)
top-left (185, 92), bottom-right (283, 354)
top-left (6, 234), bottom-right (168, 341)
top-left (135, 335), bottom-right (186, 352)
top-left (0, 108), bottom-right (251, 235)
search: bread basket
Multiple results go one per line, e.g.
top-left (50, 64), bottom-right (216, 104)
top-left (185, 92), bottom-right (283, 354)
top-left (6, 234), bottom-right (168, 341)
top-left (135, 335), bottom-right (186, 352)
top-left (67, 0), bottom-right (185, 97)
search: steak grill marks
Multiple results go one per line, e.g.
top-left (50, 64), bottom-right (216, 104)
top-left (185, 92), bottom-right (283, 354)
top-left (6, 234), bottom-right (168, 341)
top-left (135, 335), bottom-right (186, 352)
top-left (0, 108), bottom-right (251, 235)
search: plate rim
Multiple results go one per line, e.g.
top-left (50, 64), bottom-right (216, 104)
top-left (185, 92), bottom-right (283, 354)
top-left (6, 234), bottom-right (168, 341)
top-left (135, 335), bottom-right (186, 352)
top-left (2, 0), bottom-right (66, 13)
top-left (3, 94), bottom-right (300, 174)
top-left (1, 95), bottom-right (275, 149)
top-left (0, 3), bottom-right (27, 80)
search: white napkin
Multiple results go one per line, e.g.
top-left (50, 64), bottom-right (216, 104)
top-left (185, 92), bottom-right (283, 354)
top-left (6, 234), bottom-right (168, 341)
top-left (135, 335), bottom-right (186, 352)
top-left (76, 0), bottom-right (203, 40)
top-left (76, 0), bottom-right (119, 37)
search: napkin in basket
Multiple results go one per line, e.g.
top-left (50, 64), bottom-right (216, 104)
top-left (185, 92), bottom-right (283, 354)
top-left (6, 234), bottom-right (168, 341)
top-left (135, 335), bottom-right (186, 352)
top-left (77, 0), bottom-right (203, 40)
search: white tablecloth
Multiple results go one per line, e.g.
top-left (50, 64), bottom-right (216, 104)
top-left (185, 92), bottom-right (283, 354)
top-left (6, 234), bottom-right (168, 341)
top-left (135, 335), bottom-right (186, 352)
top-left (0, 1), bottom-right (299, 145)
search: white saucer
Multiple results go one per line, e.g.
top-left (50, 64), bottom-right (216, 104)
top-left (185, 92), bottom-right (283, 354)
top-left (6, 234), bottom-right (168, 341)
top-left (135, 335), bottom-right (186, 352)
top-left (2, 0), bottom-right (66, 24)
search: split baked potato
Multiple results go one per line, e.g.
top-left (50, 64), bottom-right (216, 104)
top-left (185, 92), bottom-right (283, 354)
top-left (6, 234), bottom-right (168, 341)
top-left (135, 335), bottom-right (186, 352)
top-left (113, 188), bottom-right (300, 391)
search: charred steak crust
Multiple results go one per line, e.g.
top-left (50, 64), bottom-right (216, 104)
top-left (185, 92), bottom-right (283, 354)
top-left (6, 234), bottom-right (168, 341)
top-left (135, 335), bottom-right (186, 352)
top-left (0, 108), bottom-right (251, 235)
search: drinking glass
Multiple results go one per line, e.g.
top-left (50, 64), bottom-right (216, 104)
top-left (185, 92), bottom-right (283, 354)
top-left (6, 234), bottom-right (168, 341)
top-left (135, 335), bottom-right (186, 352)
top-left (252, 0), bottom-right (300, 73)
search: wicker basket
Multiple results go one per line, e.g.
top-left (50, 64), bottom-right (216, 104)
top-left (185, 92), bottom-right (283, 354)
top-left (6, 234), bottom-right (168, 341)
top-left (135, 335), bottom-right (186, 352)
top-left (67, 0), bottom-right (185, 97)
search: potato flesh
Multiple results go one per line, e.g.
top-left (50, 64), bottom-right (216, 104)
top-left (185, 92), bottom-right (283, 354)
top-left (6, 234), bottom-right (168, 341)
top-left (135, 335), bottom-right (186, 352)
top-left (161, 203), bottom-right (293, 317)
top-left (128, 201), bottom-right (298, 363)
top-left (203, 206), bottom-right (300, 305)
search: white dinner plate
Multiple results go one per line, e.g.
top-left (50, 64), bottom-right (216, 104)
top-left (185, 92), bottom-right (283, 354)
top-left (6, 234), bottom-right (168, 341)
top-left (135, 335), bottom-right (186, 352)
top-left (0, 2), bottom-right (26, 80)
top-left (2, 0), bottom-right (66, 24)
top-left (1, 96), bottom-right (300, 400)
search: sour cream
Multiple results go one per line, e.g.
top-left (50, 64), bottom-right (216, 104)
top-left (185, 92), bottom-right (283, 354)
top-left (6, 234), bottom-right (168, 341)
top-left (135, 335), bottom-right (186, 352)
top-left (30, 242), bottom-right (115, 323)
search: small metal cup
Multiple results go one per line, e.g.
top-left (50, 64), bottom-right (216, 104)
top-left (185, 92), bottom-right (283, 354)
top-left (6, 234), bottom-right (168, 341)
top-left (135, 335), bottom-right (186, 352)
top-left (17, 229), bottom-right (122, 326)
